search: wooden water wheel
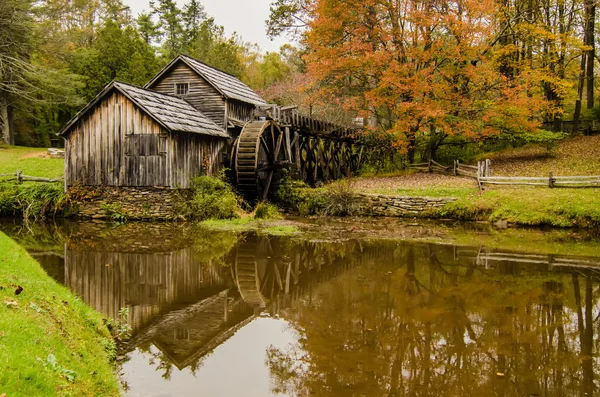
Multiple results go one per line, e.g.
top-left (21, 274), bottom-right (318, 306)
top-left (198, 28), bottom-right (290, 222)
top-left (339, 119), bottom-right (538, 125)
top-left (232, 120), bottom-right (291, 201)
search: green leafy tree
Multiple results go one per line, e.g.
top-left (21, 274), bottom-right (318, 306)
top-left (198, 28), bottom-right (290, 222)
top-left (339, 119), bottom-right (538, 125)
top-left (182, 0), bottom-right (207, 47)
top-left (151, 0), bottom-right (184, 58)
top-left (137, 12), bottom-right (159, 45)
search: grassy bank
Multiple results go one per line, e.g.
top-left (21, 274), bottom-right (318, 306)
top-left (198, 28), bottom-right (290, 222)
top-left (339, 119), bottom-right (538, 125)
top-left (0, 233), bottom-right (120, 396)
top-left (0, 146), bottom-right (64, 178)
top-left (279, 174), bottom-right (600, 228)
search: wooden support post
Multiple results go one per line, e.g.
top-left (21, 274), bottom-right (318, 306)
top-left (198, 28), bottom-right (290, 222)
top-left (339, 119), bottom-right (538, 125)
top-left (485, 159), bottom-right (491, 177)
top-left (16, 170), bottom-right (22, 184)
top-left (548, 172), bottom-right (555, 188)
top-left (428, 159), bottom-right (432, 173)
top-left (453, 160), bottom-right (458, 176)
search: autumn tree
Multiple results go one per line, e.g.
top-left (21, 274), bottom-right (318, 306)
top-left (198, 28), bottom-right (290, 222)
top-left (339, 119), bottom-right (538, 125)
top-left (301, 0), bottom-right (562, 162)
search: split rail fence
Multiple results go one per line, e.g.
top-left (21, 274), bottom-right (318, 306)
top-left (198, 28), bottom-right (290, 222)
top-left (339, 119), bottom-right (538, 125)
top-left (0, 170), bottom-right (63, 183)
top-left (408, 159), bottom-right (600, 189)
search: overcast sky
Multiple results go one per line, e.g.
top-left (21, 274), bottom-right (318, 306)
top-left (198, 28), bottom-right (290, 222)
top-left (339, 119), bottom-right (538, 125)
top-left (123, 0), bottom-right (290, 52)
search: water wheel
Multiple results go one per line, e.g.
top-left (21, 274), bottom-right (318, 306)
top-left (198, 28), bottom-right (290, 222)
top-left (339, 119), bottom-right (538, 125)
top-left (232, 120), bottom-right (291, 201)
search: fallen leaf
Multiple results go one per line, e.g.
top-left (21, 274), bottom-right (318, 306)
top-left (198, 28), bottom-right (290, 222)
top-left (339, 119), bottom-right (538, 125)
top-left (4, 300), bottom-right (18, 308)
top-left (105, 264), bottom-right (110, 267)
top-left (1, 393), bottom-right (6, 397)
top-left (0, 331), bottom-right (4, 337)
top-left (14, 286), bottom-right (23, 295)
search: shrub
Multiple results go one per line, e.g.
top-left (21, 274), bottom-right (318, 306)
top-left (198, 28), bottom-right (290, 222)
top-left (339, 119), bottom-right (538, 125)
top-left (321, 179), bottom-right (362, 216)
top-left (15, 183), bottom-right (68, 220)
top-left (184, 173), bottom-right (244, 220)
top-left (276, 175), bottom-right (362, 217)
top-left (254, 201), bottom-right (283, 220)
top-left (0, 182), bottom-right (68, 219)
top-left (100, 202), bottom-right (128, 223)
top-left (0, 183), bottom-right (19, 216)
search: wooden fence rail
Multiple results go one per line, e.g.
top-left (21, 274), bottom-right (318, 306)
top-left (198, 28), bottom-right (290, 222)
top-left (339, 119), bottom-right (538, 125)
top-left (479, 174), bottom-right (600, 188)
top-left (0, 170), bottom-right (63, 184)
top-left (407, 159), bottom-right (600, 189)
top-left (407, 159), bottom-right (487, 179)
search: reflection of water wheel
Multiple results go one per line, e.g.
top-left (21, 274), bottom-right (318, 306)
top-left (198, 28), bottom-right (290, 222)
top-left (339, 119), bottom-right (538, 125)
top-left (232, 120), bottom-right (291, 201)
top-left (235, 236), bottom-right (272, 307)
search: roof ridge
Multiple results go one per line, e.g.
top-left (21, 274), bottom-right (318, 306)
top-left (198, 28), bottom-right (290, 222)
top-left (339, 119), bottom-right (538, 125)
top-left (179, 54), bottom-right (240, 79)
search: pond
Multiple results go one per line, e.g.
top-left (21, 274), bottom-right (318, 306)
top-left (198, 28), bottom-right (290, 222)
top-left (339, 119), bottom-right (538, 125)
top-left (2, 218), bottom-right (599, 396)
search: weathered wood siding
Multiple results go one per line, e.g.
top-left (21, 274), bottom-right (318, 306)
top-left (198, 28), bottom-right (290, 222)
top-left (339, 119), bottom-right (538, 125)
top-left (167, 133), bottom-right (225, 188)
top-left (64, 91), bottom-right (170, 187)
top-left (148, 62), bottom-right (227, 128)
top-left (64, 90), bottom-right (227, 189)
top-left (65, 247), bottom-right (228, 332)
top-left (226, 99), bottom-right (255, 123)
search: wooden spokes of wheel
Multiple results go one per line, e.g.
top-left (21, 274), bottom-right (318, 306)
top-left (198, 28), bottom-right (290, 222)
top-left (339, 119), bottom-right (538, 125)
top-left (234, 120), bottom-right (290, 201)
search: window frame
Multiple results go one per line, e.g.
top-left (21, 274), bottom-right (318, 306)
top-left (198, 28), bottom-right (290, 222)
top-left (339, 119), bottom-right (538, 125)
top-left (174, 82), bottom-right (190, 96)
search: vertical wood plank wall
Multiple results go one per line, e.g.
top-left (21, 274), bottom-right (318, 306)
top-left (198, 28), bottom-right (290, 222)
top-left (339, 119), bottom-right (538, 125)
top-left (64, 91), bottom-right (226, 189)
top-left (168, 134), bottom-right (225, 188)
top-left (148, 62), bottom-right (227, 128)
top-left (64, 92), bottom-right (168, 187)
top-left (226, 100), bottom-right (255, 123)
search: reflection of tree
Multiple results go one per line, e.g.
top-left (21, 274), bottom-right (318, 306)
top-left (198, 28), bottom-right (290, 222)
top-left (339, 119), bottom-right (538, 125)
top-left (266, 242), bottom-right (600, 397)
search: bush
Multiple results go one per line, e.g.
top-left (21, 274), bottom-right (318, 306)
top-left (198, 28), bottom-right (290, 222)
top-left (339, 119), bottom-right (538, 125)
top-left (0, 182), bottom-right (68, 219)
top-left (183, 174), bottom-right (244, 220)
top-left (254, 201), bottom-right (283, 219)
top-left (321, 179), bottom-right (362, 216)
top-left (276, 175), bottom-right (362, 217)
top-left (0, 183), bottom-right (19, 216)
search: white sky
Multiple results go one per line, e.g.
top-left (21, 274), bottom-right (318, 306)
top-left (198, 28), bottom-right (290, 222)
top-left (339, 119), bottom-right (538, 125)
top-left (123, 0), bottom-right (290, 52)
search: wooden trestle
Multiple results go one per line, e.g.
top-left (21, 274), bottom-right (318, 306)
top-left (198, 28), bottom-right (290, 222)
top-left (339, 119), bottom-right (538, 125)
top-left (232, 106), bottom-right (366, 200)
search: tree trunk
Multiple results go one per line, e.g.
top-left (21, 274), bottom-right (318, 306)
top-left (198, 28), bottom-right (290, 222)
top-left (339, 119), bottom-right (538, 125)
top-left (0, 97), bottom-right (11, 145)
top-left (573, 52), bottom-right (587, 134)
top-left (585, 0), bottom-right (595, 108)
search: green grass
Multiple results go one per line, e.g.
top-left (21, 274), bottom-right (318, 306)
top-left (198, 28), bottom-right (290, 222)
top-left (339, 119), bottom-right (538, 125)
top-left (429, 187), bottom-right (600, 228)
top-left (0, 146), bottom-right (64, 178)
top-left (199, 218), bottom-right (300, 236)
top-left (0, 233), bottom-right (120, 397)
top-left (367, 186), bottom-right (474, 198)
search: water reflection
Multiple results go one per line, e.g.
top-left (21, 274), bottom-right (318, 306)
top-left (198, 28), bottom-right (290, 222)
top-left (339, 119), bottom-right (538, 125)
top-left (2, 220), bottom-right (599, 396)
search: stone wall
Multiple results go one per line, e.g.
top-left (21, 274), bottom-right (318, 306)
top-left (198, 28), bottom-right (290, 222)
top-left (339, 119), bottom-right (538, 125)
top-left (70, 186), bottom-right (187, 220)
top-left (357, 193), bottom-right (457, 217)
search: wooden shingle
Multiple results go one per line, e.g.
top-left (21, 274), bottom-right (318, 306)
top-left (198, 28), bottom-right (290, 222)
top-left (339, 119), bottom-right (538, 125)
top-left (59, 81), bottom-right (229, 139)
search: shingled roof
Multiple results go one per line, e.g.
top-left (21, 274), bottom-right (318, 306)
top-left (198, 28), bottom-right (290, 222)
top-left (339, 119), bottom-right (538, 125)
top-left (146, 54), bottom-right (267, 105)
top-left (59, 81), bottom-right (229, 138)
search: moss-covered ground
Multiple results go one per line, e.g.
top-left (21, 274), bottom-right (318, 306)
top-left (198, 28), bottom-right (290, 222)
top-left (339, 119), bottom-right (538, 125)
top-left (0, 232), bottom-right (120, 397)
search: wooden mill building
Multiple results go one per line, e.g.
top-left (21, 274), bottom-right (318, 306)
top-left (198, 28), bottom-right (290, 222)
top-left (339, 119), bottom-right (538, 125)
top-left (60, 54), bottom-right (363, 203)
top-left (59, 55), bottom-right (265, 190)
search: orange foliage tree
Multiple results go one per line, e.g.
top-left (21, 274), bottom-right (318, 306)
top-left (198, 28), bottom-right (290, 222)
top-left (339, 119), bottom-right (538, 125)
top-left (302, 0), bottom-right (564, 161)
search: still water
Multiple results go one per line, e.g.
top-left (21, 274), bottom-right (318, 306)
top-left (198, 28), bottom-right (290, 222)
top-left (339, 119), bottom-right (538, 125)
top-left (2, 219), bottom-right (600, 397)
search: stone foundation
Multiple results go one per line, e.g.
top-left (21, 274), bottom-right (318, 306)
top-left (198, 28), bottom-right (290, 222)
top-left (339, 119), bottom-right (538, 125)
top-left (357, 193), bottom-right (457, 217)
top-left (69, 186), bottom-right (188, 220)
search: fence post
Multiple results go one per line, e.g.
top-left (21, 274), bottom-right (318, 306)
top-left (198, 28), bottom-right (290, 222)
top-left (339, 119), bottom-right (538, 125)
top-left (485, 159), bottom-right (491, 177)
top-left (16, 170), bottom-right (22, 184)
top-left (428, 159), bottom-right (432, 173)
top-left (548, 172), bottom-right (555, 188)
top-left (453, 160), bottom-right (458, 176)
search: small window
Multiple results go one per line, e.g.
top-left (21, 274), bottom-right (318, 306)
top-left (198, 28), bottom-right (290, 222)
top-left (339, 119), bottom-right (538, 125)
top-left (175, 83), bottom-right (189, 96)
